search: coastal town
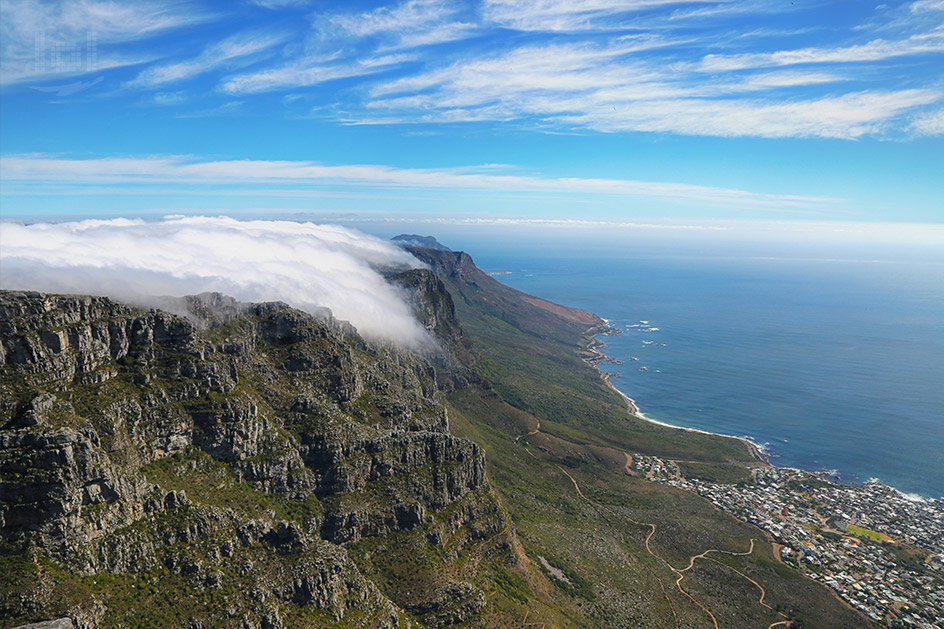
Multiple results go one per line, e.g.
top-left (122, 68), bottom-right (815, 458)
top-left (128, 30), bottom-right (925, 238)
top-left (629, 453), bottom-right (944, 627)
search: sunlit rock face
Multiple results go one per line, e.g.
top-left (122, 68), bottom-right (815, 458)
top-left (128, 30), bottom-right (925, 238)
top-left (0, 288), bottom-right (503, 628)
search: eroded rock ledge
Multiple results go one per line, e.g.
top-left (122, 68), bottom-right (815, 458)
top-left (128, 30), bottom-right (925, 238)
top-left (0, 285), bottom-right (505, 628)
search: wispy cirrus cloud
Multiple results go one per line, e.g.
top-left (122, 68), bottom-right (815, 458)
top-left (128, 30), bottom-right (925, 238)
top-left (365, 38), bottom-right (942, 138)
top-left (690, 32), bottom-right (944, 72)
top-left (370, 37), bottom-right (678, 101)
top-left (332, 0), bottom-right (449, 36)
top-left (128, 30), bottom-right (286, 88)
top-left (482, 0), bottom-right (724, 32)
top-left (395, 21), bottom-right (477, 49)
top-left (910, 0), bottom-right (944, 12)
top-left (221, 0), bottom-right (474, 94)
top-left (665, 0), bottom-right (792, 22)
top-left (221, 56), bottom-right (402, 94)
top-left (331, 0), bottom-right (475, 48)
top-left (248, 0), bottom-right (314, 8)
top-left (858, 0), bottom-right (944, 35)
top-left (734, 71), bottom-right (847, 90)
top-left (560, 90), bottom-right (941, 138)
top-left (0, 0), bottom-right (211, 86)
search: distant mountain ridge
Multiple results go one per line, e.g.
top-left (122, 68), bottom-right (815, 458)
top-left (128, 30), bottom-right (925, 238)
top-left (405, 246), bottom-right (603, 346)
top-left (391, 234), bottom-right (452, 251)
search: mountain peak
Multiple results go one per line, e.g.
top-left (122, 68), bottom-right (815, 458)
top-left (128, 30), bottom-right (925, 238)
top-left (391, 234), bottom-right (452, 251)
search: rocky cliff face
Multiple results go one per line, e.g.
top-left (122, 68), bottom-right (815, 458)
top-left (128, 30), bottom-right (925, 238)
top-left (405, 248), bottom-right (605, 346)
top-left (388, 269), bottom-right (482, 392)
top-left (0, 285), bottom-right (505, 628)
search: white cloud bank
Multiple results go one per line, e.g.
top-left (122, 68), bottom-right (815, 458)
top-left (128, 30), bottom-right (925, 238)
top-left (0, 216), bottom-right (430, 347)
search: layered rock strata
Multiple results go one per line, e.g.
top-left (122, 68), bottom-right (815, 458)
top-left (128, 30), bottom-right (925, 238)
top-left (0, 279), bottom-right (503, 628)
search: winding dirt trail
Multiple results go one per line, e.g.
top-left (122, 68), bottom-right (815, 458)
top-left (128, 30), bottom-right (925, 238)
top-left (708, 557), bottom-right (772, 609)
top-left (555, 465), bottom-right (791, 628)
top-left (680, 539), bottom-right (756, 572)
top-left (674, 572), bottom-right (720, 629)
top-left (514, 416), bottom-right (791, 627)
top-left (557, 467), bottom-right (719, 627)
top-left (515, 418), bottom-right (541, 443)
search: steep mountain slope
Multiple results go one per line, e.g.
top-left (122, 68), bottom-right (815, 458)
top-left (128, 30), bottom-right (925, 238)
top-left (410, 246), bottom-right (876, 629)
top-left (0, 251), bottom-right (875, 628)
top-left (407, 247), bottom-right (758, 464)
top-left (0, 281), bottom-right (512, 628)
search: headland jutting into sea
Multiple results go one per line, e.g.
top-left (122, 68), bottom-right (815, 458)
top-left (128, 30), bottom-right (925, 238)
top-left (584, 324), bottom-right (944, 625)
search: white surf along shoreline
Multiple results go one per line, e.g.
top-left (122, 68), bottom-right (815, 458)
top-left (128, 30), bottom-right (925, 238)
top-left (586, 321), bottom-right (770, 458)
top-left (587, 321), bottom-right (936, 503)
top-left (597, 352), bottom-right (771, 462)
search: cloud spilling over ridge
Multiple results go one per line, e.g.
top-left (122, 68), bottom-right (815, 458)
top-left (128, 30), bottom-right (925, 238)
top-left (0, 216), bottom-right (431, 347)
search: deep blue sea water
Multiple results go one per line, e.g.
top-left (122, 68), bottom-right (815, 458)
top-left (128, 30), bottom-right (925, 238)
top-left (460, 242), bottom-right (944, 499)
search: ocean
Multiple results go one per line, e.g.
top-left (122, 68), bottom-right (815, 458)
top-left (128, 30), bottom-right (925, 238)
top-left (455, 237), bottom-right (944, 499)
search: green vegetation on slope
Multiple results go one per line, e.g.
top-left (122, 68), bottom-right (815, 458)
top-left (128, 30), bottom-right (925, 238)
top-left (411, 247), bottom-right (754, 464)
top-left (416, 247), bottom-right (875, 628)
top-left (446, 384), bottom-right (872, 628)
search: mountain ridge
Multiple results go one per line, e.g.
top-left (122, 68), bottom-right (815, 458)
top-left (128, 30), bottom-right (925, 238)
top-left (0, 278), bottom-right (506, 628)
top-left (0, 250), bottom-right (875, 628)
top-left (390, 235), bottom-right (452, 252)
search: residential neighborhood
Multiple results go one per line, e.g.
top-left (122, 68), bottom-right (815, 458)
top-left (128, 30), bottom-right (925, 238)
top-left (629, 454), bottom-right (944, 627)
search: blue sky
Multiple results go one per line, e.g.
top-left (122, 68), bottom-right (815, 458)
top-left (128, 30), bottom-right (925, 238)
top-left (0, 0), bottom-right (942, 238)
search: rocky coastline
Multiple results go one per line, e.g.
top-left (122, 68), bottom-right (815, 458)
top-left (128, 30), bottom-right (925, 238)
top-left (582, 324), bottom-right (768, 465)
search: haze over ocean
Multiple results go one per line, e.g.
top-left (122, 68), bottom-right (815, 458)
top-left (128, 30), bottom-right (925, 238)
top-left (450, 232), bottom-right (944, 500)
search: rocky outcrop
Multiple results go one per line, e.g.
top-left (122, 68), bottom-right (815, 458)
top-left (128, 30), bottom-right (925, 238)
top-left (388, 269), bottom-right (481, 391)
top-left (0, 425), bottom-right (153, 564)
top-left (391, 235), bottom-right (452, 252)
top-left (405, 247), bottom-right (606, 345)
top-left (0, 288), bottom-right (503, 627)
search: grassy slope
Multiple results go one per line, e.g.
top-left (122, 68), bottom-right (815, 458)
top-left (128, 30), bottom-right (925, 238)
top-left (415, 247), bottom-right (754, 464)
top-left (447, 389), bottom-right (872, 628)
top-left (420, 248), bottom-right (875, 628)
